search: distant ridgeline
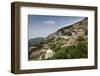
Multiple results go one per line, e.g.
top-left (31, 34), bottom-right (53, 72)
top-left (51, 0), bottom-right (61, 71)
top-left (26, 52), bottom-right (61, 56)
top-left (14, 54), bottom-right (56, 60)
top-left (28, 18), bottom-right (88, 60)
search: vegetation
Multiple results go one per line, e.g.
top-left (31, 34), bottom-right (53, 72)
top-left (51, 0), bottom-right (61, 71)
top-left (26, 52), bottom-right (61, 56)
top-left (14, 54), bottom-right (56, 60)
top-left (48, 36), bottom-right (87, 59)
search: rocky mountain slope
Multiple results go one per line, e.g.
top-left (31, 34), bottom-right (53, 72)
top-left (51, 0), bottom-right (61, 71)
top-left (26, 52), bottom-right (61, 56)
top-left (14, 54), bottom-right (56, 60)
top-left (44, 18), bottom-right (88, 47)
top-left (47, 18), bottom-right (88, 38)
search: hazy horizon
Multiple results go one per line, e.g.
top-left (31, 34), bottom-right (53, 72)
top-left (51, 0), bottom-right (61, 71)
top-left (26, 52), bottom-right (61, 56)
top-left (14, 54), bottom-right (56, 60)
top-left (28, 15), bottom-right (86, 40)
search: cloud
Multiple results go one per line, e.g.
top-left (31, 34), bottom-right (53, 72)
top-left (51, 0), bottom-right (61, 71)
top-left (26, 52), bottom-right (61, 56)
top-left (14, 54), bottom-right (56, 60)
top-left (42, 20), bottom-right (56, 24)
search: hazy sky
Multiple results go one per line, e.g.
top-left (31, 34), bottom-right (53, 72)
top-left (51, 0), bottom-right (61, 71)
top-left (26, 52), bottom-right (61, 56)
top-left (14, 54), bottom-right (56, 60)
top-left (28, 15), bottom-right (85, 40)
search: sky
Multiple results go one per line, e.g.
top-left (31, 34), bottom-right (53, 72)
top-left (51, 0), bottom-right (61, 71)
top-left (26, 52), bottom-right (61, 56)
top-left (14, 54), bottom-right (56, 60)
top-left (28, 15), bottom-right (86, 40)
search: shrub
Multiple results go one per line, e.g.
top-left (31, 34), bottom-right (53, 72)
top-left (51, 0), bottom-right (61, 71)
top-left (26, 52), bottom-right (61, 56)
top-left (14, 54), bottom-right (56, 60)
top-left (53, 41), bottom-right (88, 59)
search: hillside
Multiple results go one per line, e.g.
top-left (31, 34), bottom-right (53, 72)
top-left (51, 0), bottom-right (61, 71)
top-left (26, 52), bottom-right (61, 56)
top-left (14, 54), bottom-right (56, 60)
top-left (29, 18), bottom-right (88, 60)
top-left (47, 18), bottom-right (87, 38)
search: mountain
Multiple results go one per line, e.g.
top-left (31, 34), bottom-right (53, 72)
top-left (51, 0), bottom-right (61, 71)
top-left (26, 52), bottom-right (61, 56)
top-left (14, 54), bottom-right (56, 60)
top-left (43, 18), bottom-right (88, 47)
top-left (28, 37), bottom-right (44, 47)
top-left (47, 18), bottom-right (88, 38)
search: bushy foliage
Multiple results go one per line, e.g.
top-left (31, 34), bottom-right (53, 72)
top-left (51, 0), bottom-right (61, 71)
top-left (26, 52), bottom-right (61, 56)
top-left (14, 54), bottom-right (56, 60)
top-left (53, 41), bottom-right (88, 59)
